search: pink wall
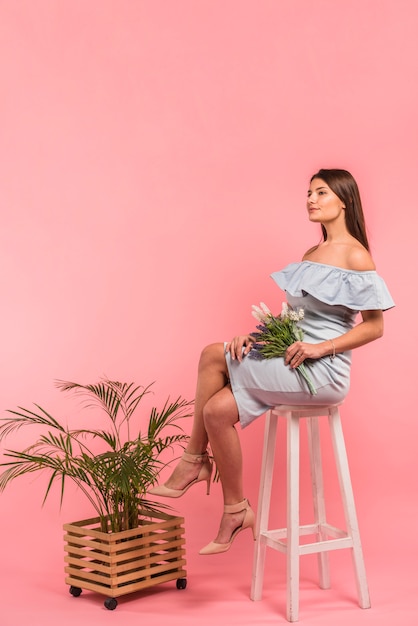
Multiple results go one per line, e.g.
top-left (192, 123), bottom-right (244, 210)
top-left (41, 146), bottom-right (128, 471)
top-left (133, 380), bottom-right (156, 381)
top-left (0, 0), bottom-right (416, 621)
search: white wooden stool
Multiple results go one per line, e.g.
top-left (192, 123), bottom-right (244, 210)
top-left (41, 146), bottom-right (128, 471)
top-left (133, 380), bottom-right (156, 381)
top-left (250, 404), bottom-right (371, 622)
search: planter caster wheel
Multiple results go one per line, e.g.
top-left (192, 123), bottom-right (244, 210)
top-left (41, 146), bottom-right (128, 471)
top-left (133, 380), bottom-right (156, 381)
top-left (69, 586), bottom-right (82, 597)
top-left (104, 598), bottom-right (118, 611)
top-left (176, 578), bottom-right (187, 590)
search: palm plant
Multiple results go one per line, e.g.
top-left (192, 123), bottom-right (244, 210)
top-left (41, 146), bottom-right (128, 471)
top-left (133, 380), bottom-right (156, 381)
top-left (0, 379), bottom-right (192, 533)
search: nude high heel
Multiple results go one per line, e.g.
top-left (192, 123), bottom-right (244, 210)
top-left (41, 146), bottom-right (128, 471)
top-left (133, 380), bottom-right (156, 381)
top-left (149, 451), bottom-right (213, 498)
top-left (199, 498), bottom-right (256, 555)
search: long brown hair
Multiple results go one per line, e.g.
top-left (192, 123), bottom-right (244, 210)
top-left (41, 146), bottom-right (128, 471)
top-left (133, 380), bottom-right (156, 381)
top-left (310, 168), bottom-right (370, 251)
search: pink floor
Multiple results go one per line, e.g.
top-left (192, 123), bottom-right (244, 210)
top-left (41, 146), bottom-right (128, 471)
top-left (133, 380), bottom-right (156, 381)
top-left (3, 492), bottom-right (417, 626)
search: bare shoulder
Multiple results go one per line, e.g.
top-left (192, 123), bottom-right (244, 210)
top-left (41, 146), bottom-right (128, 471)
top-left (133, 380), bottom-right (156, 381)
top-left (302, 244), bottom-right (319, 259)
top-left (302, 240), bottom-right (376, 270)
top-left (347, 245), bottom-right (376, 271)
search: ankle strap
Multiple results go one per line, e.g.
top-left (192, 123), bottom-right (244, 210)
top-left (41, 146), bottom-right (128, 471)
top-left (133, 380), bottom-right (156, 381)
top-left (224, 498), bottom-right (249, 514)
top-left (182, 451), bottom-right (209, 464)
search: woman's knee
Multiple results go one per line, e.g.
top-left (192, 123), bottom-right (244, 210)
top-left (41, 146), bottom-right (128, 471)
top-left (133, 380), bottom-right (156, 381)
top-left (203, 393), bottom-right (239, 431)
top-left (198, 342), bottom-right (225, 371)
top-left (202, 400), bottom-right (219, 430)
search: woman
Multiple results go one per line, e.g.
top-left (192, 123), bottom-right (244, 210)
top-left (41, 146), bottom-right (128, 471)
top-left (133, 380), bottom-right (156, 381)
top-left (150, 169), bottom-right (394, 555)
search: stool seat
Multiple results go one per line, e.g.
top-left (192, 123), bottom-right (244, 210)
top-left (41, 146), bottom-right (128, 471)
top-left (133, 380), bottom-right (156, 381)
top-left (250, 403), bottom-right (371, 622)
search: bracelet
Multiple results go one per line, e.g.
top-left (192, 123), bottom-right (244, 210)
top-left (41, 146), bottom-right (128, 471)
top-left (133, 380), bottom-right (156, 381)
top-left (329, 339), bottom-right (336, 361)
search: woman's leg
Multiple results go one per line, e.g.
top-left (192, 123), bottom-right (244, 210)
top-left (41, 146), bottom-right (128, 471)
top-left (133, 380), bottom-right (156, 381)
top-left (154, 342), bottom-right (251, 547)
top-left (162, 343), bottom-right (229, 490)
top-left (202, 386), bottom-right (248, 545)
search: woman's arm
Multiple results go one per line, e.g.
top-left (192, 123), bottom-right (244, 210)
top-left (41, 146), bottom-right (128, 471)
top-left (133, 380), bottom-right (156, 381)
top-left (286, 309), bottom-right (384, 368)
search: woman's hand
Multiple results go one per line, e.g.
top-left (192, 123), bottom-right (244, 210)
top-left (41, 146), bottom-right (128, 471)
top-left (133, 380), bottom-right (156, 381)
top-left (225, 335), bottom-right (255, 362)
top-left (285, 341), bottom-right (323, 368)
top-left (287, 309), bottom-right (384, 368)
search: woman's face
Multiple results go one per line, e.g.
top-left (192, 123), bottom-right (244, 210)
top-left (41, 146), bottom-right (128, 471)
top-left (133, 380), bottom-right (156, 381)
top-left (306, 178), bottom-right (345, 225)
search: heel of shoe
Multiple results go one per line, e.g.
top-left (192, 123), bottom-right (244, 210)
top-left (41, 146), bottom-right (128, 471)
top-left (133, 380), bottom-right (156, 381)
top-left (199, 498), bottom-right (256, 555)
top-left (149, 450), bottom-right (212, 499)
top-left (245, 506), bottom-right (256, 540)
top-left (227, 498), bottom-right (256, 540)
top-left (187, 452), bottom-right (213, 496)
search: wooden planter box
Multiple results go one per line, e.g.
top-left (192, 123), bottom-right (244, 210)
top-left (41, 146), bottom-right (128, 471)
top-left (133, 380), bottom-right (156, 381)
top-left (63, 508), bottom-right (187, 610)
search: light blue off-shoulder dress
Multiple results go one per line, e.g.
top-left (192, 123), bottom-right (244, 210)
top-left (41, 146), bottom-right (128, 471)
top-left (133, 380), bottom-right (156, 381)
top-left (226, 261), bottom-right (395, 428)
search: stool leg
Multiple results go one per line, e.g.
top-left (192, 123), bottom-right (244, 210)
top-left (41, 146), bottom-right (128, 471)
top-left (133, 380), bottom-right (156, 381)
top-left (251, 410), bottom-right (278, 601)
top-left (287, 412), bottom-right (300, 622)
top-left (307, 416), bottom-right (331, 589)
top-left (328, 407), bottom-right (371, 609)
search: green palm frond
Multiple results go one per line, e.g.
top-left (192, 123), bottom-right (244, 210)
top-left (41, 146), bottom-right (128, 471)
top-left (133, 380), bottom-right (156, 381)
top-left (0, 378), bottom-right (193, 532)
top-left (54, 379), bottom-right (155, 444)
top-left (147, 397), bottom-right (194, 441)
top-left (105, 380), bottom-right (153, 421)
top-left (55, 379), bottom-right (123, 423)
top-left (71, 428), bottom-right (118, 450)
top-left (0, 405), bottom-right (67, 441)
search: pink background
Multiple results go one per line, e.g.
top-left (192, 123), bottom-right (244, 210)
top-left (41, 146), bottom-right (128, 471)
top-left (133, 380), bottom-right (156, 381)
top-left (0, 1), bottom-right (416, 624)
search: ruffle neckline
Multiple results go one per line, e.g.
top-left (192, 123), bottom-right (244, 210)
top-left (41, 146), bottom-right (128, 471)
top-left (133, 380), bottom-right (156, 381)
top-left (271, 261), bottom-right (395, 311)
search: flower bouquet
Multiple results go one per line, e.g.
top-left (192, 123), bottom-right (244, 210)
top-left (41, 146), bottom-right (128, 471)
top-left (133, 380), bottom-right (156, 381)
top-left (249, 302), bottom-right (317, 395)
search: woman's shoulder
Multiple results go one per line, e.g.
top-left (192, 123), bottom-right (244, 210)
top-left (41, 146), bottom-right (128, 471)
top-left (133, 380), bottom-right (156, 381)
top-left (302, 241), bottom-right (375, 271)
top-left (345, 246), bottom-right (376, 271)
top-left (303, 244), bottom-right (320, 257)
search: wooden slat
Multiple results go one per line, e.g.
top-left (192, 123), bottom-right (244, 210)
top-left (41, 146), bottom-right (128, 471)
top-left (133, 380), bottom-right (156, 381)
top-left (64, 523), bottom-right (185, 546)
top-left (65, 567), bottom-right (187, 598)
top-left (63, 528), bottom-right (185, 553)
top-left (64, 511), bottom-right (185, 539)
top-left (64, 556), bottom-right (114, 574)
top-left (64, 535), bottom-right (185, 563)
top-left (64, 557), bottom-right (187, 588)
top-left (112, 549), bottom-right (186, 575)
top-left (64, 545), bottom-right (186, 573)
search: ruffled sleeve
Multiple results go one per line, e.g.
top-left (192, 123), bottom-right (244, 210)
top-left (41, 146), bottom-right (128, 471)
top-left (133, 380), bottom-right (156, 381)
top-left (271, 261), bottom-right (395, 311)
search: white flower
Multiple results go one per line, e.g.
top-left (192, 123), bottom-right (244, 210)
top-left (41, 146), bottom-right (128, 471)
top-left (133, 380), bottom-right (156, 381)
top-left (280, 302), bottom-right (305, 321)
top-left (287, 306), bottom-right (305, 322)
top-left (251, 302), bottom-right (272, 322)
top-left (280, 302), bottom-right (289, 319)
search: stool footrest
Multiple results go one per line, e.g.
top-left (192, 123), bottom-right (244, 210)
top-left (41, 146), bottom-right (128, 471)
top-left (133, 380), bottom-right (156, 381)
top-left (259, 522), bottom-right (348, 539)
top-left (260, 529), bottom-right (353, 555)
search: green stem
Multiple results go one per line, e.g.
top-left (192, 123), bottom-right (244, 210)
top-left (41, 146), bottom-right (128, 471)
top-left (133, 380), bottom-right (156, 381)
top-left (296, 364), bottom-right (317, 395)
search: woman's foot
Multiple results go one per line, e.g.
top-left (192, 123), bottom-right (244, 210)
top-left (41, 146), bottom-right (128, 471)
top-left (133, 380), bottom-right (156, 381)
top-left (212, 508), bottom-right (247, 544)
top-left (149, 451), bottom-right (212, 498)
top-left (199, 499), bottom-right (256, 555)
